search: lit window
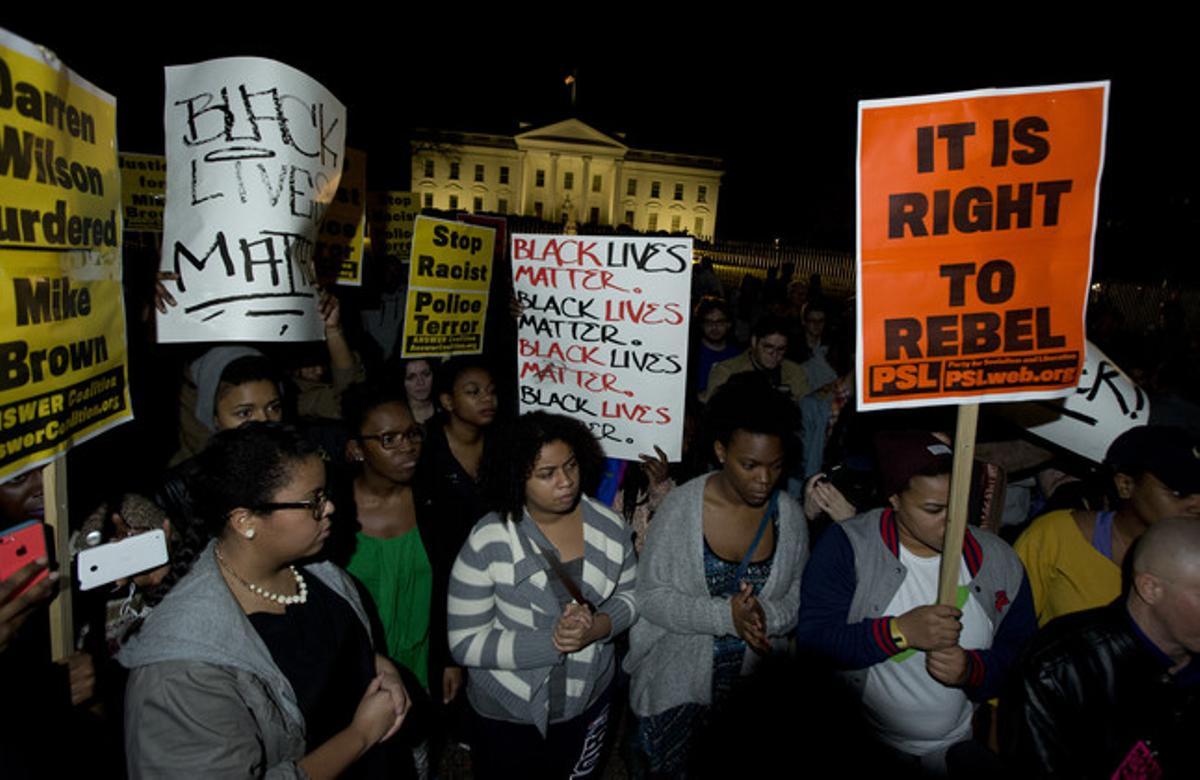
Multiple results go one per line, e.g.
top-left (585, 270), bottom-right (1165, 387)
top-left (694, 216), bottom-right (704, 235)
top-left (647, 213), bottom-right (658, 230)
top-left (671, 215), bottom-right (681, 231)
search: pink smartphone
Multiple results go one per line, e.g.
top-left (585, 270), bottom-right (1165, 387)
top-left (0, 520), bottom-right (50, 598)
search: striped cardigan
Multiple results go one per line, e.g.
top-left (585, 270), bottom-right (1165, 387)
top-left (447, 495), bottom-right (637, 735)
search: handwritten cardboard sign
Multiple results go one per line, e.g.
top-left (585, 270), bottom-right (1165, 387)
top-left (156, 56), bottom-right (346, 343)
top-left (512, 234), bottom-right (692, 461)
top-left (857, 82), bottom-right (1109, 410)
top-left (401, 216), bottom-right (494, 357)
top-left (314, 147), bottom-right (366, 286)
top-left (1003, 340), bottom-right (1148, 463)
top-left (119, 153), bottom-right (165, 232)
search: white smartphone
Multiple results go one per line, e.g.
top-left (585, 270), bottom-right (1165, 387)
top-left (76, 530), bottom-right (169, 591)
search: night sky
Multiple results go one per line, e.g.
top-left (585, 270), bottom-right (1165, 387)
top-left (5, 18), bottom-right (1195, 282)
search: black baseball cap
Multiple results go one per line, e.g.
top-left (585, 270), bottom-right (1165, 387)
top-left (1105, 425), bottom-right (1200, 496)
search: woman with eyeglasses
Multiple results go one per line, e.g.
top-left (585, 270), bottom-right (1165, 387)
top-left (120, 423), bottom-right (412, 779)
top-left (337, 384), bottom-right (438, 703)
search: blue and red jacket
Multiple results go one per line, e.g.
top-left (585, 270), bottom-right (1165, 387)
top-left (796, 508), bottom-right (1036, 702)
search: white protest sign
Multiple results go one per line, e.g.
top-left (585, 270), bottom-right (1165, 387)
top-left (512, 235), bottom-right (692, 461)
top-left (1003, 340), bottom-right (1148, 463)
top-left (157, 57), bottom-right (346, 343)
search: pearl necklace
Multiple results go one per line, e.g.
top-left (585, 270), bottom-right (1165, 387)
top-left (215, 545), bottom-right (308, 606)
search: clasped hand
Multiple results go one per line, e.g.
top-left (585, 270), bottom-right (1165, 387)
top-left (731, 581), bottom-right (770, 653)
top-left (553, 602), bottom-right (598, 654)
top-left (352, 655), bottom-right (410, 746)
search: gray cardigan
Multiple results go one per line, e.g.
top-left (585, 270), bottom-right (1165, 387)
top-left (118, 541), bottom-right (371, 779)
top-left (624, 473), bottom-right (808, 717)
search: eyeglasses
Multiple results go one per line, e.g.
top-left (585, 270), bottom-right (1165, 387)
top-left (253, 489), bottom-right (330, 520)
top-left (359, 427), bottom-right (425, 449)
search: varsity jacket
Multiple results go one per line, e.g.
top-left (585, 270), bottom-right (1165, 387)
top-left (447, 496), bottom-right (637, 735)
top-left (796, 508), bottom-right (1036, 701)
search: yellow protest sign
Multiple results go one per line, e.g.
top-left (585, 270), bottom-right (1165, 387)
top-left (402, 216), bottom-right (494, 357)
top-left (0, 249), bottom-right (132, 481)
top-left (369, 191), bottom-right (419, 261)
top-left (1, 30), bottom-right (120, 252)
top-left (119, 152), bottom-right (165, 232)
top-left (315, 147), bottom-right (366, 286)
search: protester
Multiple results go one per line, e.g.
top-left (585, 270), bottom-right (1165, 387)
top-left (1004, 516), bottom-right (1200, 777)
top-left (1014, 425), bottom-right (1200, 625)
top-left (689, 297), bottom-right (741, 402)
top-left (120, 423), bottom-right (412, 778)
top-left (415, 357), bottom-right (502, 612)
top-left (796, 430), bottom-right (1036, 775)
top-left (701, 315), bottom-right (810, 403)
top-left (337, 385), bottom-right (443, 699)
top-left (626, 374), bottom-right (808, 776)
top-left (155, 350), bottom-right (287, 541)
top-left (334, 385), bottom-right (442, 778)
top-left (401, 359), bottom-right (438, 424)
top-left (447, 412), bottom-right (637, 779)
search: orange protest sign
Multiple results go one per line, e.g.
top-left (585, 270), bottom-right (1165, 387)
top-left (857, 82), bottom-right (1108, 410)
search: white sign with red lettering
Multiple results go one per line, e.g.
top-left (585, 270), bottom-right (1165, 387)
top-left (511, 234), bottom-right (692, 461)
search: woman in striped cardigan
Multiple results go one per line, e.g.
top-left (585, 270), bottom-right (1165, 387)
top-left (447, 412), bottom-right (637, 779)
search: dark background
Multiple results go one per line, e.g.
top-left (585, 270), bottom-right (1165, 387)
top-left (5, 18), bottom-right (1195, 282)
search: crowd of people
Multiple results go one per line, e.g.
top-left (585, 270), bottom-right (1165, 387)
top-left (2, 256), bottom-right (1199, 779)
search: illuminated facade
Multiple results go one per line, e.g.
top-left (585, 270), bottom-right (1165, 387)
top-left (411, 119), bottom-right (723, 239)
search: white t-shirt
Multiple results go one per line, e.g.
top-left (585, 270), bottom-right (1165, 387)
top-left (860, 545), bottom-right (993, 756)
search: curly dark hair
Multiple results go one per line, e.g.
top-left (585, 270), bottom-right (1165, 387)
top-left (702, 372), bottom-right (801, 461)
top-left (192, 422), bottom-right (319, 539)
top-left (493, 412), bottom-right (605, 520)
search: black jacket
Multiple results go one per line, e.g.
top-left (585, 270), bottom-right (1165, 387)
top-left (1003, 601), bottom-right (1200, 778)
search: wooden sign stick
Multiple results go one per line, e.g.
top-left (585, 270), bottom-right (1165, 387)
top-left (42, 457), bottom-right (73, 660)
top-left (938, 403), bottom-right (980, 606)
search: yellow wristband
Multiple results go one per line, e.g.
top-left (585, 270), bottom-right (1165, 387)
top-left (889, 618), bottom-right (909, 651)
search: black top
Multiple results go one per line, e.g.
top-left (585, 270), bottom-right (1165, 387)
top-left (249, 574), bottom-right (384, 778)
top-left (414, 420), bottom-right (499, 676)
